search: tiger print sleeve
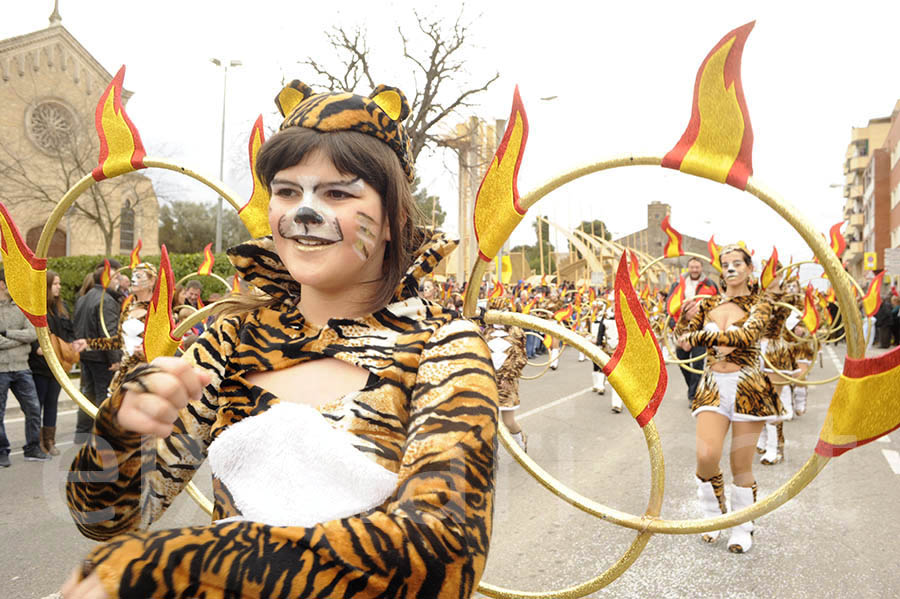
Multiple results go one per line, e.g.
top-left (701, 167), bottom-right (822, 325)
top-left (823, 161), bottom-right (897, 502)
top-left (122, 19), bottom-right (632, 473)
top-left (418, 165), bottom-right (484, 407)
top-left (686, 295), bottom-right (775, 349)
top-left (83, 335), bottom-right (124, 351)
top-left (66, 315), bottom-right (239, 541)
top-left (673, 297), bottom-right (709, 337)
top-left (78, 318), bottom-right (499, 599)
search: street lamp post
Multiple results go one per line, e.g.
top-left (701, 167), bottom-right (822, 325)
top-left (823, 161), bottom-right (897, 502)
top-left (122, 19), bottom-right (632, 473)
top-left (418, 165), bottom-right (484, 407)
top-left (211, 58), bottom-right (242, 253)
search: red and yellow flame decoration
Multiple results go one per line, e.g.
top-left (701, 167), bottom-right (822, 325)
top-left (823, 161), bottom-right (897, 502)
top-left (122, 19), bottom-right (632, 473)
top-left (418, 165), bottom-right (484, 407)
top-left (816, 345), bottom-right (900, 457)
top-left (760, 246), bottom-right (778, 290)
top-left (197, 243), bottom-right (215, 276)
top-left (129, 240), bottom-right (142, 269)
top-left (602, 253), bottom-right (668, 426)
top-left (707, 235), bottom-right (722, 272)
top-left (628, 250), bottom-right (640, 288)
top-left (239, 115), bottom-right (272, 238)
top-left (0, 202), bottom-right (46, 326)
top-left (660, 215), bottom-right (684, 258)
top-left (100, 259), bottom-right (112, 290)
top-left (666, 276), bottom-right (686, 319)
top-left (800, 285), bottom-right (820, 334)
top-left (92, 66), bottom-right (146, 181)
top-left (829, 221), bottom-right (847, 259)
top-left (473, 87), bottom-right (528, 262)
top-left (230, 275), bottom-right (241, 295)
top-left (522, 298), bottom-right (536, 315)
top-left (142, 245), bottom-right (180, 362)
top-left (826, 286), bottom-right (836, 305)
top-left (554, 304), bottom-right (574, 324)
top-left (861, 271), bottom-right (885, 318)
top-left (588, 287), bottom-right (596, 304)
top-left (661, 22), bottom-right (755, 190)
top-left (489, 282), bottom-right (504, 299)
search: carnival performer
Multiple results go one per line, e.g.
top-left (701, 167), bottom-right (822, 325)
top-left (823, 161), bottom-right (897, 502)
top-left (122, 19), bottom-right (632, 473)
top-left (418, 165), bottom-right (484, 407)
top-left (28, 271), bottom-right (87, 456)
top-left (540, 286), bottom-right (564, 369)
top-left (789, 316), bottom-right (816, 417)
top-left (590, 297), bottom-right (607, 395)
top-left (60, 81), bottom-right (498, 599)
top-left (756, 277), bottom-right (801, 465)
top-left (675, 244), bottom-right (781, 553)
top-left (601, 304), bottom-right (625, 413)
top-left (83, 262), bottom-right (158, 383)
top-left (483, 295), bottom-right (529, 451)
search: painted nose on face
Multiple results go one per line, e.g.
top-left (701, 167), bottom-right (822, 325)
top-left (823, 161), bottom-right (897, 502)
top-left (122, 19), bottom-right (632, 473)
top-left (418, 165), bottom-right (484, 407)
top-left (293, 206), bottom-right (325, 225)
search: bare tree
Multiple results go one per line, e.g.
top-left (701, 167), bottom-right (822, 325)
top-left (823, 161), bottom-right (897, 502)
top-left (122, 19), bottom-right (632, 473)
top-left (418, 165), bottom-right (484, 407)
top-left (300, 8), bottom-right (499, 161)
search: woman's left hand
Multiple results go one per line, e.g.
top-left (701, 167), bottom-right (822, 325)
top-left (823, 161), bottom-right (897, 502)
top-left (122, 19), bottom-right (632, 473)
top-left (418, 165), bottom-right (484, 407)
top-left (59, 567), bottom-right (109, 599)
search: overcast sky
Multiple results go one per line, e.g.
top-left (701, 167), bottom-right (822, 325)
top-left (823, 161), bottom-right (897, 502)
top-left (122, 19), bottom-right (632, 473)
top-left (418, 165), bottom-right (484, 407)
top-left (4, 1), bottom-right (899, 281)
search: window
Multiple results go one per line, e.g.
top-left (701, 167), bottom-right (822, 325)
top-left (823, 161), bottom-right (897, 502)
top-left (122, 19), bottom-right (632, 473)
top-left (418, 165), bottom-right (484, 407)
top-left (25, 99), bottom-right (77, 154)
top-left (120, 199), bottom-right (135, 252)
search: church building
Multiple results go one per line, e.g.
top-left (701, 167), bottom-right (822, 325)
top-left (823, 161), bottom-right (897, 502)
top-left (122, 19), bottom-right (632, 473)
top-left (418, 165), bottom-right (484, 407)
top-left (0, 4), bottom-right (158, 257)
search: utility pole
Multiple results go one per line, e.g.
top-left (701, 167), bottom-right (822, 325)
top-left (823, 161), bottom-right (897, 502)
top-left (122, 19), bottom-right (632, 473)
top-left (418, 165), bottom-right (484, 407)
top-left (211, 58), bottom-right (242, 253)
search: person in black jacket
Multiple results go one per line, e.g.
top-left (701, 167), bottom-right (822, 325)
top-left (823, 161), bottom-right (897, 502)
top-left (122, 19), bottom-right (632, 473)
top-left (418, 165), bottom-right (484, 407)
top-left (29, 270), bottom-right (86, 456)
top-left (72, 260), bottom-right (122, 443)
top-left (670, 257), bottom-right (718, 405)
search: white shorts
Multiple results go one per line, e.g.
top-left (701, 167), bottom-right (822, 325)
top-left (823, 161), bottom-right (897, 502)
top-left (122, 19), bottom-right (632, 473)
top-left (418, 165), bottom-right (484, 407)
top-left (692, 370), bottom-right (780, 423)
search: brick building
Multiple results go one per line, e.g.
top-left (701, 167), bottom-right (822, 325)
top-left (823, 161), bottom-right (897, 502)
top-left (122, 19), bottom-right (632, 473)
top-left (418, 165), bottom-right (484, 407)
top-left (0, 8), bottom-right (158, 257)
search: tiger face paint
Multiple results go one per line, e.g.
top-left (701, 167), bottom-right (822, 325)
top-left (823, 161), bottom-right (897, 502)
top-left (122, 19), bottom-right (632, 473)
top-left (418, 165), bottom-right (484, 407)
top-left (268, 151), bottom-right (390, 294)
top-left (353, 212), bottom-right (378, 261)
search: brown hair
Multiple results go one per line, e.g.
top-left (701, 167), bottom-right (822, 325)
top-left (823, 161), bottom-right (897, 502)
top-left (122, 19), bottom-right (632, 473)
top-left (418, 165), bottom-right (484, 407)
top-left (254, 127), bottom-right (422, 312)
top-left (717, 246), bottom-right (754, 291)
top-left (46, 270), bottom-right (68, 317)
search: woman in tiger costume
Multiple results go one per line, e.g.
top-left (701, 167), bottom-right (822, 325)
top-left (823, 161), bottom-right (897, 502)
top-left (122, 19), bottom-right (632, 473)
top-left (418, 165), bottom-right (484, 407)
top-left (674, 245), bottom-right (781, 554)
top-left (60, 81), bottom-right (499, 599)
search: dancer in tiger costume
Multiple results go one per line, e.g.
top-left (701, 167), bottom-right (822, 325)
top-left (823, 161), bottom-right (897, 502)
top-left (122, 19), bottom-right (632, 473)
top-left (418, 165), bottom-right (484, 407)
top-left (60, 81), bottom-right (499, 599)
top-left (483, 295), bottom-right (528, 451)
top-left (675, 244), bottom-right (782, 554)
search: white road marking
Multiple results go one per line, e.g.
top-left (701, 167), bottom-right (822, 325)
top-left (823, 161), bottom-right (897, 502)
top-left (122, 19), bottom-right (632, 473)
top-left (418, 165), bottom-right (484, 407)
top-left (4, 408), bottom-right (78, 425)
top-left (519, 387), bottom-right (592, 421)
top-left (823, 345), bottom-right (843, 373)
top-left (882, 449), bottom-right (900, 475)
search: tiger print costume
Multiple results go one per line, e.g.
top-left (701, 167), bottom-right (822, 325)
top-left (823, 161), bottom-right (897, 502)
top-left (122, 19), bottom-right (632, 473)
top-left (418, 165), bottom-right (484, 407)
top-left (66, 230), bottom-right (499, 598)
top-left (674, 292), bottom-right (782, 419)
top-left (83, 297), bottom-right (149, 388)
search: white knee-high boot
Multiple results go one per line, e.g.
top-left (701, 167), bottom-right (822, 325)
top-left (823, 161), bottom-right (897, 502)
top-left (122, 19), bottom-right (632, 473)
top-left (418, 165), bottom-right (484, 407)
top-left (550, 347), bottom-right (560, 370)
top-left (792, 384), bottom-right (807, 416)
top-left (696, 473), bottom-right (727, 543)
top-left (578, 351), bottom-right (586, 362)
top-left (756, 424), bottom-right (767, 454)
top-left (610, 386), bottom-right (623, 413)
top-left (779, 386), bottom-right (794, 421)
top-left (592, 371), bottom-right (606, 394)
top-left (760, 422), bottom-right (781, 465)
top-left (728, 483), bottom-right (757, 553)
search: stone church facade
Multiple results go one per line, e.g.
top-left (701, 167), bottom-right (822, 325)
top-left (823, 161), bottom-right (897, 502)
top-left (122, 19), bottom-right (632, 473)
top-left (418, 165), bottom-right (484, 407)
top-left (0, 12), bottom-right (158, 258)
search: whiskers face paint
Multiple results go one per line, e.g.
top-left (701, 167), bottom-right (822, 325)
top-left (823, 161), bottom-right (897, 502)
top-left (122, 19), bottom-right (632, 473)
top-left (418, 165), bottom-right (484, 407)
top-left (353, 211), bottom-right (378, 261)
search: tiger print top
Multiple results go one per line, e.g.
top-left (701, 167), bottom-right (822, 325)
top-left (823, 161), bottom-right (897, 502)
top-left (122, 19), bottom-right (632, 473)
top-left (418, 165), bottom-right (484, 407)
top-left (674, 292), bottom-right (775, 368)
top-left (66, 230), bottom-right (499, 599)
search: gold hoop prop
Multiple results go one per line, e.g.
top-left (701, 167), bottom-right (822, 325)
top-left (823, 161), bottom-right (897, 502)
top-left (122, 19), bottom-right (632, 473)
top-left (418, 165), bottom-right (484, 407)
top-left (478, 310), bottom-right (664, 597)
top-left (34, 160), bottom-right (243, 519)
top-left (464, 157), bottom-right (864, 540)
top-left (761, 352), bottom-right (839, 386)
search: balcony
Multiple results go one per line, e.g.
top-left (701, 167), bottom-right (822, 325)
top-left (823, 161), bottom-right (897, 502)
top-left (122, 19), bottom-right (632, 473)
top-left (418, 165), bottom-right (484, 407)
top-left (851, 128), bottom-right (869, 143)
top-left (849, 184), bottom-right (864, 199)
top-left (849, 241), bottom-right (864, 254)
top-left (850, 213), bottom-right (864, 227)
top-left (849, 155), bottom-right (868, 172)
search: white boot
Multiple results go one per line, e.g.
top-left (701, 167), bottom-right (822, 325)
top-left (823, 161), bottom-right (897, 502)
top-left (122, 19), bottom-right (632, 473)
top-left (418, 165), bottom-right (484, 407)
top-left (756, 424), bottom-right (767, 455)
top-left (578, 351), bottom-right (586, 362)
top-left (760, 422), bottom-right (781, 465)
top-left (550, 348), bottom-right (560, 370)
top-left (696, 474), bottom-right (727, 543)
top-left (591, 371), bottom-right (606, 393)
top-left (792, 384), bottom-right (807, 416)
top-left (510, 430), bottom-right (527, 452)
top-left (610, 387), bottom-right (624, 413)
top-left (779, 386), bottom-right (794, 421)
top-left (728, 483), bottom-right (757, 553)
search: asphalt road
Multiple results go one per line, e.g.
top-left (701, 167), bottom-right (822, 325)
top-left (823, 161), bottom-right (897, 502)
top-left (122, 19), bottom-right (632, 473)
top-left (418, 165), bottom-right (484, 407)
top-left (2, 343), bottom-right (898, 598)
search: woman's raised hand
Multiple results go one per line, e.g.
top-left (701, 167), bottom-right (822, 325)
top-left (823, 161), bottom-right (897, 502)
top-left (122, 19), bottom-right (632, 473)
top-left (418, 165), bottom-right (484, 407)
top-left (116, 356), bottom-right (211, 438)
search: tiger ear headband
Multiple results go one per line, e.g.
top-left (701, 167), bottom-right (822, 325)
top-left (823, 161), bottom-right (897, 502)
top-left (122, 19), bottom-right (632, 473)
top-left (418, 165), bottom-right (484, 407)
top-left (462, 21), bottom-right (900, 598)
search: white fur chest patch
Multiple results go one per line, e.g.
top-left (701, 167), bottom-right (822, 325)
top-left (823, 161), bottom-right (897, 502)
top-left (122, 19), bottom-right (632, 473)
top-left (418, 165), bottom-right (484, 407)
top-left (206, 402), bottom-right (398, 527)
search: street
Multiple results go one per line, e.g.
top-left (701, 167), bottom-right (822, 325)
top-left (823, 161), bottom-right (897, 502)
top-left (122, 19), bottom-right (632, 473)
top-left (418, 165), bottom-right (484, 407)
top-left (1, 343), bottom-right (898, 598)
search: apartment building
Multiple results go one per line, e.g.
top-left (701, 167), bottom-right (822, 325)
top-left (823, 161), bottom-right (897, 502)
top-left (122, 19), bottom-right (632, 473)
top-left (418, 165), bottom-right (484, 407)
top-left (842, 116), bottom-right (890, 281)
